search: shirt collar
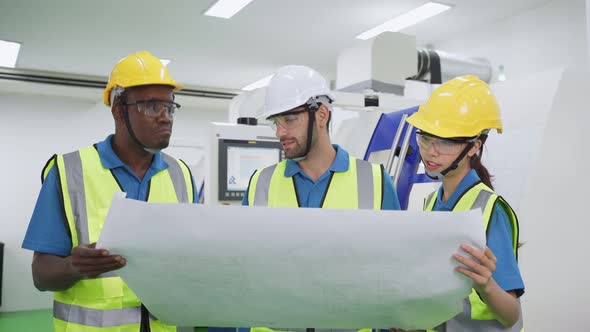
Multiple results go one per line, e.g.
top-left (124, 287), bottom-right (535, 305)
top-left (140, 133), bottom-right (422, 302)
top-left (96, 135), bottom-right (168, 171)
top-left (284, 144), bottom-right (349, 177)
top-left (436, 168), bottom-right (481, 208)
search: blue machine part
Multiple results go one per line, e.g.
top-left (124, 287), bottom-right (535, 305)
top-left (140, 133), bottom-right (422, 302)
top-left (364, 106), bottom-right (439, 210)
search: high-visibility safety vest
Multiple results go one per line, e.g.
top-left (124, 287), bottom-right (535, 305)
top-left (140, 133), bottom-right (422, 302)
top-left (42, 145), bottom-right (194, 332)
top-left (423, 181), bottom-right (524, 332)
top-left (248, 157), bottom-right (382, 332)
top-left (247, 157), bottom-right (383, 209)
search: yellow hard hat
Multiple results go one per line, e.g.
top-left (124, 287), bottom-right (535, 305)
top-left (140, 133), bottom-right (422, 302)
top-left (103, 51), bottom-right (183, 106)
top-left (407, 75), bottom-right (503, 138)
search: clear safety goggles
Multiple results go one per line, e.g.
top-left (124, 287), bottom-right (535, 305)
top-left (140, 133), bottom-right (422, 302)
top-left (415, 131), bottom-right (477, 155)
top-left (124, 100), bottom-right (180, 118)
top-left (269, 109), bottom-right (307, 131)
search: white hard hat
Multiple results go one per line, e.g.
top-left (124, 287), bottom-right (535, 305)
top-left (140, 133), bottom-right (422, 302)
top-left (261, 65), bottom-right (334, 119)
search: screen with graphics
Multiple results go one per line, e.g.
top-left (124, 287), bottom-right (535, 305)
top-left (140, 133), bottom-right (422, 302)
top-left (218, 139), bottom-right (283, 201)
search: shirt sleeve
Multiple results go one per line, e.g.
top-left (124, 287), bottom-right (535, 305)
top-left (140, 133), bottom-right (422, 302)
top-left (22, 166), bottom-right (73, 256)
top-left (191, 175), bottom-right (200, 204)
top-left (381, 169), bottom-right (401, 210)
top-left (241, 181), bottom-right (251, 206)
top-left (487, 201), bottom-right (525, 297)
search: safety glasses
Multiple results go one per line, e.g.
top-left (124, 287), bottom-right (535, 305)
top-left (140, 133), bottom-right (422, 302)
top-left (268, 110), bottom-right (307, 131)
top-left (415, 131), bottom-right (477, 155)
top-left (124, 100), bottom-right (180, 118)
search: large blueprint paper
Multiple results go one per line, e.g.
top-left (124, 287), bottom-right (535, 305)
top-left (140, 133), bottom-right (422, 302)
top-left (98, 196), bottom-right (484, 330)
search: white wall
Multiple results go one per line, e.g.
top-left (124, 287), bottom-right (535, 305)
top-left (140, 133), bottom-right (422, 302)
top-left (486, 68), bottom-right (563, 213)
top-left (513, 68), bottom-right (590, 330)
top-left (0, 82), bottom-right (228, 312)
top-left (432, 0), bottom-right (588, 81)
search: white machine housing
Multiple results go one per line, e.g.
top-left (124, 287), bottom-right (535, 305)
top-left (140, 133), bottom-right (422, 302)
top-left (204, 122), bottom-right (280, 205)
top-left (336, 32), bottom-right (417, 95)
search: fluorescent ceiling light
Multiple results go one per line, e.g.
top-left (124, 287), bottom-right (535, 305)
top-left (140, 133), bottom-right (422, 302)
top-left (242, 74), bottom-right (273, 91)
top-left (204, 0), bottom-right (255, 19)
top-left (356, 2), bottom-right (452, 40)
top-left (160, 59), bottom-right (171, 66)
top-left (0, 40), bottom-right (21, 68)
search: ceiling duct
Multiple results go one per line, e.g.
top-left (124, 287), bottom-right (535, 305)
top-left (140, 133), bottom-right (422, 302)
top-left (336, 32), bottom-right (492, 96)
top-left (413, 48), bottom-right (492, 84)
top-left (0, 67), bottom-right (238, 100)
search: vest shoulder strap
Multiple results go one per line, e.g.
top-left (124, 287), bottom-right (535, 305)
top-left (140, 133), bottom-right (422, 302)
top-left (53, 145), bottom-right (100, 247)
top-left (160, 153), bottom-right (194, 203)
top-left (330, 157), bottom-right (383, 209)
top-left (250, 162), bottom-right (283, 206)
top-left (424, 190), bottom-right (438, 211)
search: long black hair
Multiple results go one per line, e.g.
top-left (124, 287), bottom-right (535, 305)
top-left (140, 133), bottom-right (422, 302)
top-left (470, 136), bottom-right (494, 189)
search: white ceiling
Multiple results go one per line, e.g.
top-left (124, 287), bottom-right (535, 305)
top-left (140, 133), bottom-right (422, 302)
top-left (0, 0), bottom-right (551, 91)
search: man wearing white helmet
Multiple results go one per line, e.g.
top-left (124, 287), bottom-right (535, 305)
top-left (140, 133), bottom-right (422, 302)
top-left (242, 65), bottom-right (400, 332)
top-left (244, 65), bottom-right (400, 209)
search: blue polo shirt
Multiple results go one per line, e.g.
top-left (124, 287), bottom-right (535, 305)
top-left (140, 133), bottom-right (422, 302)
top-left (22, 135), bottom-right (198, 257)
top-left (242, 145), bottom-right (400, 210)
top-left (432, 169), bottom-right (524, 297)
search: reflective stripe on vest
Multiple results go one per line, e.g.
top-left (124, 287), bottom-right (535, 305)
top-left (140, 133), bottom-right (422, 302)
top-left (248, 157), bottom-right (382, 209)
top-left (47, 145), bottom-right (191, 331)
top-left (424, 182), bottom-right (523, 332)
top-left (54, 301), bottom-right (156, 327)
top-left (161, 153), bottom-right (191, 204)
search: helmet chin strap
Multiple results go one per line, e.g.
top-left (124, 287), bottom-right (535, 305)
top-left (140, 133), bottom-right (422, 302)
top-left (121, 105), bottom-right (161, 155)
top-left (424, 140), bottom-right (476, 180)
top-left (290, 109), bottom-right (317, 162)
top-left (288, 99), bottom-right (324, 162)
